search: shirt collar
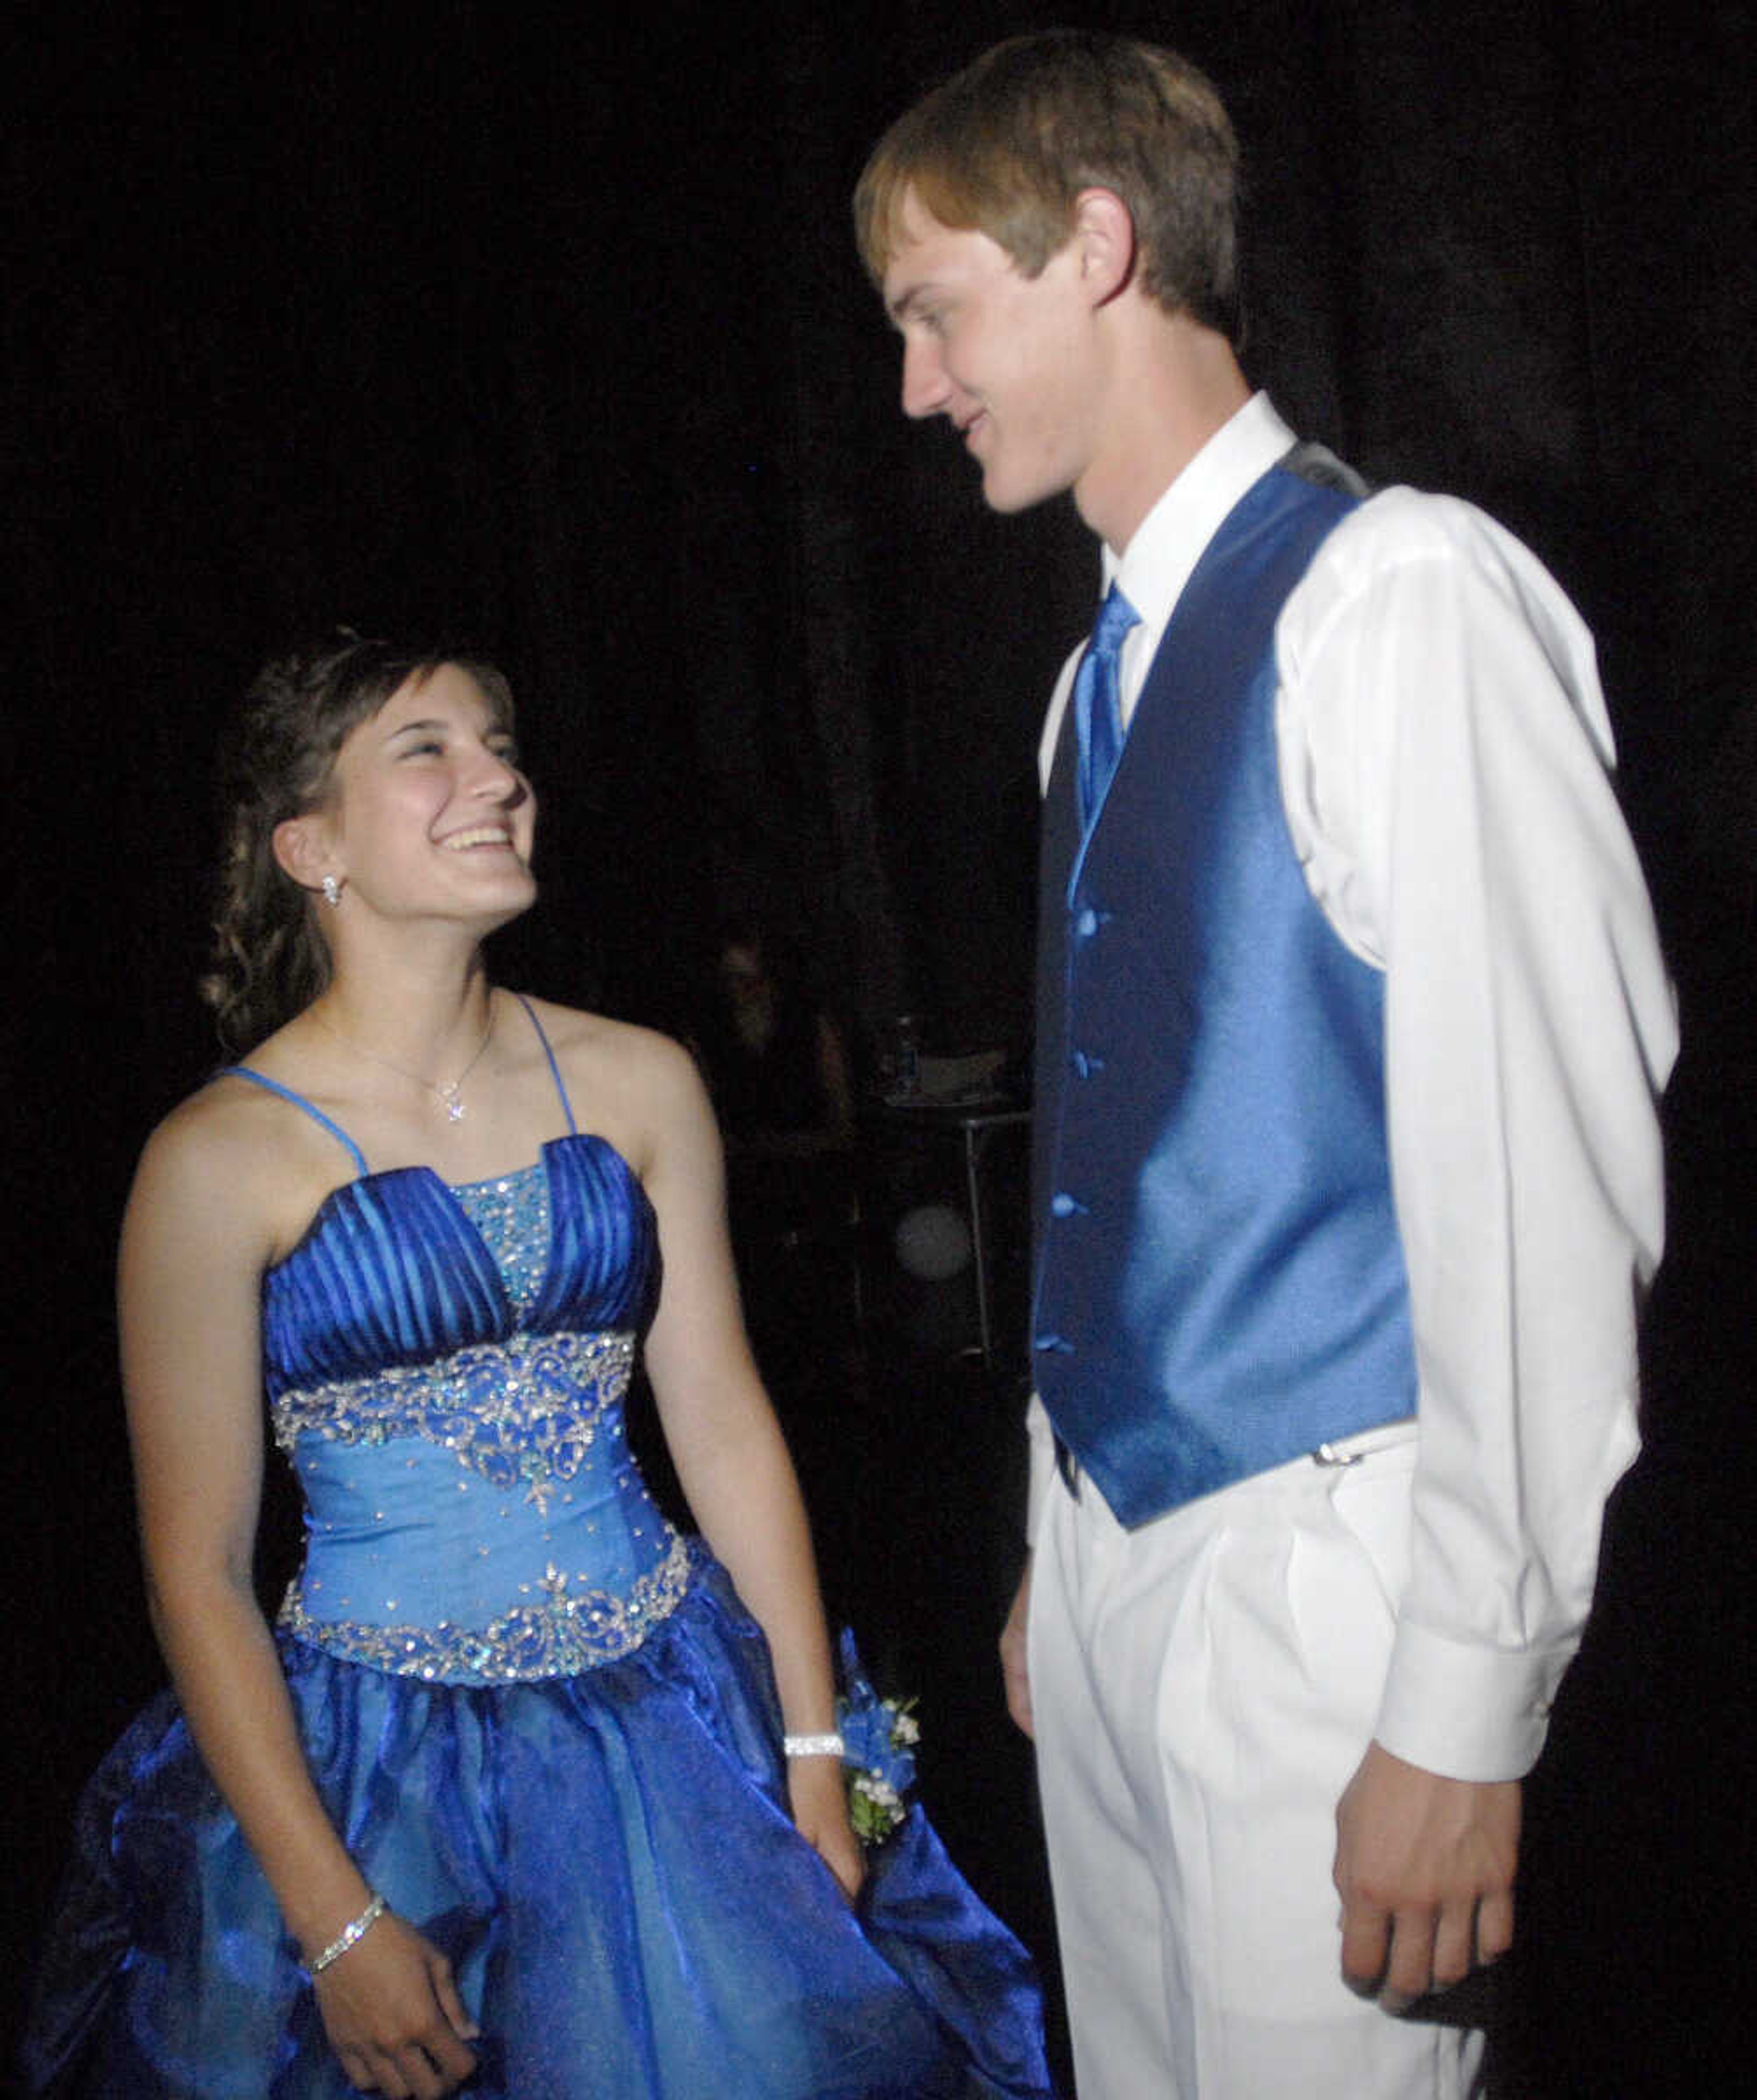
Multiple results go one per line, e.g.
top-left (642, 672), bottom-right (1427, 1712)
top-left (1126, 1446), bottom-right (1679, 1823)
top-left (1104, 393), bottom-right (1296, 646)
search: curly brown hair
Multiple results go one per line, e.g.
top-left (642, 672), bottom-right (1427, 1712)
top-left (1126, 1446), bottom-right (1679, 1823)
top-left (201, 631), bottom-right (514, 1051)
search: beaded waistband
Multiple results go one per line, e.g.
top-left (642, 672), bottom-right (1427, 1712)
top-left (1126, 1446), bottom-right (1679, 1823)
top-left (271, 1329), bottom-right (637, 1496)
top-left (279, 1528), bottom-right (697, 1685)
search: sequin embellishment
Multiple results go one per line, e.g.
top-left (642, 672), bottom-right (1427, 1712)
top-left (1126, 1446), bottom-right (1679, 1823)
top-left (451, 1166), bottom-right (551, 1315)
top-left (280, 1532), bottom-right (696, 1683)
top-left (271, 1330), bottom-right (636, 1497)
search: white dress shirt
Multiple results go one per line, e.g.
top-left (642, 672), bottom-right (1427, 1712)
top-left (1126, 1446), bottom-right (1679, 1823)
top-left (1029, 393), bottom-right (1678, 1780)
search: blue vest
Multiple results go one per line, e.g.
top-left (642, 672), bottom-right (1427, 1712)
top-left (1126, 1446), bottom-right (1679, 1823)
top-left (1031, 461), bottom-right (1418, 1527)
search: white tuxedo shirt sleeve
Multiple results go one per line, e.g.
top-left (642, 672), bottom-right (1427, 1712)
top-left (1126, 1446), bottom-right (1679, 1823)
top-left (1275, 487), bottom-right (1675, 1777)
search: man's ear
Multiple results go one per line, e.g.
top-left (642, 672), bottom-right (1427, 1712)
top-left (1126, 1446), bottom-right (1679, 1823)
top-left (272, 814), bottom-right (332, 894)
top-left (1071, 187), bottom-right (1137, 306)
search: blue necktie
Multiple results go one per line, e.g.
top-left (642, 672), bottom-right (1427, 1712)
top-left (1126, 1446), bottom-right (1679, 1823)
top-left (1073, 583), bottom-right (1141, 829)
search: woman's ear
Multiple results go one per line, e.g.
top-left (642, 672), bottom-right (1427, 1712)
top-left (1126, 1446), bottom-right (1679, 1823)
top-left (272, 814), bottom-right (333, 894)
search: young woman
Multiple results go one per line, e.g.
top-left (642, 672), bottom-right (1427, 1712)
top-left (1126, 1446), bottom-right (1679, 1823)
top-left (24, 634), bottom-right (1050, 2099)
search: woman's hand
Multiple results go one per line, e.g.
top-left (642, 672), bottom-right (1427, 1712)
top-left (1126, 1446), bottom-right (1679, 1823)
top-left (312, 1909), bottom-right (480, 2098)
top-left (787, 1754), bottom-right (867, 1903)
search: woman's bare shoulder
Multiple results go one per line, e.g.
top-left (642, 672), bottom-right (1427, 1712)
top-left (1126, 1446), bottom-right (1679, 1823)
top-left (516, 996), bottom-right (697, 1092)
top-left (142, 1069), bottom-right (288, 1175)
top-left (137, 1066), bottom-right (287, 1201)
top-left (129, 1062), bottom-right (340, 1256)
top-left (512, 996), bottom-right (707, 1165)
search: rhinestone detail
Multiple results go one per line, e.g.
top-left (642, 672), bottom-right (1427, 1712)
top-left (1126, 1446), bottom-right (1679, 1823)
top-left (450, 1166), bottom-right (551, 1315)
top-left (270, 1330), bottom-right (636, 1495)
top-left (279, 1531), bottom-right (695, 1683)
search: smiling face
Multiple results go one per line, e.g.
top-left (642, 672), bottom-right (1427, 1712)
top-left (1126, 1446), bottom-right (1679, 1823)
top-left (286, 663), bottom-right (538, 936)
top-left (883, 188), bottom-right (1106, 518)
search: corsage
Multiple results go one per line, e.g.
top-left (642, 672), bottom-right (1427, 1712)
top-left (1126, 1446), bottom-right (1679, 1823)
top-left (835, 1629), bottom-right (920, 1846)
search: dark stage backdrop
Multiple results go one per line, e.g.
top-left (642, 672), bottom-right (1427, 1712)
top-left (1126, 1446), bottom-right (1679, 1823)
top-left (7, 3), bottom-right (1752, 2089)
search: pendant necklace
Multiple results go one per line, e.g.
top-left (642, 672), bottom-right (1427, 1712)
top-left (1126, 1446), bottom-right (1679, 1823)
top-left (314, 995), bottom-right (497, 1123)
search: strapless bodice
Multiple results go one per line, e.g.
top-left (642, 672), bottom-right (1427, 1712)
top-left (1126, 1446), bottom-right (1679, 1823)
top-left (265, 1137), bottom-right (688, 1685)
top-left (260, 1134), bottom-right (657, 1390)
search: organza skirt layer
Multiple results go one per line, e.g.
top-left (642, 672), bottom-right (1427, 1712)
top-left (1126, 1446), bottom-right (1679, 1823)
top-left (25, 1555), bottom-right (1050, 2099)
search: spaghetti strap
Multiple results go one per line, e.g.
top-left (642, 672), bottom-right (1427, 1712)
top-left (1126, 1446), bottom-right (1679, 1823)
top-left (224, 1066), bottom-right (370, 1177)
top-left (513, 993), bottom-right (578, 1134)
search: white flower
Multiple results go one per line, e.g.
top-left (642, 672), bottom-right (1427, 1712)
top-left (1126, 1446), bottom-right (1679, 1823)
top-left (891, 1711), bottom-right (920, 1746)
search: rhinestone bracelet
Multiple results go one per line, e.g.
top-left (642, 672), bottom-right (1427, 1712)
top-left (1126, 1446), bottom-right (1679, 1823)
top-left (783, 1731), bottom-right (846, 1759)
top-left (310, 1892), bottom-right (388, 1975)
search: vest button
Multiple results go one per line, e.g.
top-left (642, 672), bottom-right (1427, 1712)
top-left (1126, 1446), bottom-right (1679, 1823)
top-left (1071, 1049), bottom-right (1104, 1079)
top-left (1033, 1333), bottom-right (1075, 1355)
top-left (1075, 906), bottom-right (1100, 939)
top-left (1050, 1191), bottom-right (1086, 1217)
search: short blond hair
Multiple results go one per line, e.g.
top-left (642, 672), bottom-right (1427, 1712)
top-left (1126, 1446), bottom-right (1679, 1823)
top-left (855, 28), bottom-right (1240, 342)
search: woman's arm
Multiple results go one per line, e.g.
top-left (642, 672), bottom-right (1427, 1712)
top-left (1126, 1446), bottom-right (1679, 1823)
top-left (119, 1100), bottom-right (479, 2097)
top-left (633, 1037), bottom-right (864, 1899)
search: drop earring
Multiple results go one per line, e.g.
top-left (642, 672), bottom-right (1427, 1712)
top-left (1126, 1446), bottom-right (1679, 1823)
top-left (322, 874), bottom-right (343, 909)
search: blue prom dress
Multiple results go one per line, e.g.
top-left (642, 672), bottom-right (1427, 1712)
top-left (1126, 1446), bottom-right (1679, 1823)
top-left (23, 1001), bottom-right (1051, 2099)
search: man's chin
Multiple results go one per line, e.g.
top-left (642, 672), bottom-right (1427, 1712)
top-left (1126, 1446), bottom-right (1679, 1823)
top-left (976, 452), bottom-right (1071, 517)
top-left (979, 468), bottom-right (1043, 516)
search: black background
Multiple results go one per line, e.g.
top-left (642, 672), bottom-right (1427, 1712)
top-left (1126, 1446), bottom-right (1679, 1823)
top-left (6, 4), bottom-right (1753, 2092)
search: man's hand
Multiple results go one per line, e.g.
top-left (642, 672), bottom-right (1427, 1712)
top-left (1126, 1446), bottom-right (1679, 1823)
top-left (999, 1557), bottom-right (1034, 1739)
top-left (1333, 1740), bottom-right (1520, 2012)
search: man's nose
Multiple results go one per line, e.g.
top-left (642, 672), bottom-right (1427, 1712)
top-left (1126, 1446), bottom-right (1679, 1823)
top-left (900, 336), bottom-right (951, 420)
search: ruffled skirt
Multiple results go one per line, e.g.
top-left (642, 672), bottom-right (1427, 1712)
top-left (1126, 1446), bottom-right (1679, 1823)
top-left (23, 1552), bottom-right (1051, 2098)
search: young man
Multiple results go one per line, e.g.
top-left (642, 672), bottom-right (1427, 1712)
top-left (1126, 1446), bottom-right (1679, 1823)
top-left (857, 30), bottom-right (1676, 2100)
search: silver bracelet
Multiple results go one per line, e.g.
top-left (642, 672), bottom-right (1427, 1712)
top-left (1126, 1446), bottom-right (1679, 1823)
top-left (783, 1731), bottom-right (846, 1759)
top-left (310, 1892), bottom-right (388, 1974)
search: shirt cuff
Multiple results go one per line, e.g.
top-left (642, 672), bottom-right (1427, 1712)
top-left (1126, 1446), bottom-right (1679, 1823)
top-left (1374, 1619), bottom-right (1575, 1781)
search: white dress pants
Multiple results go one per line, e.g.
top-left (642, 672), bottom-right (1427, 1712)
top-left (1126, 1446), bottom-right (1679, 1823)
top-left (1028, 1434), bottom-right (1485, 2099)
